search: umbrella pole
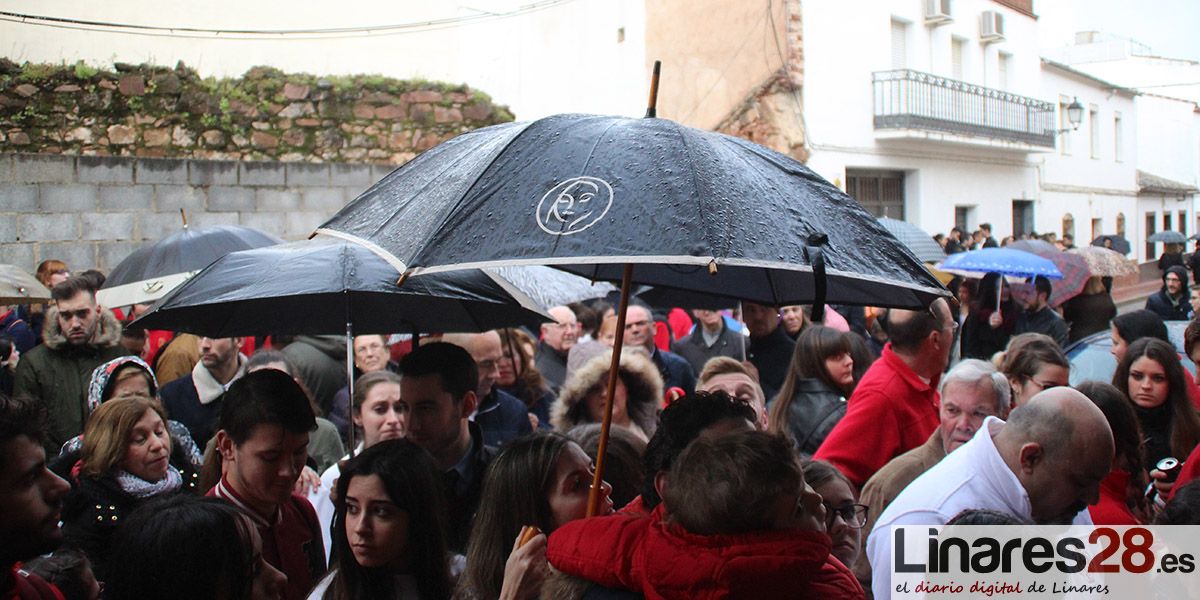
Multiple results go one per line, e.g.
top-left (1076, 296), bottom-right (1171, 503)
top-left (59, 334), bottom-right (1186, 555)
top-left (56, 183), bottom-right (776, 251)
top-left (737, 301), bottom-right (746, 362)
top-left (996, 276), bottom-right (1002, 313)
top-left (587, 264), bottom-right (634, 516)
top-left (346, 319), bottom-right (356, 457)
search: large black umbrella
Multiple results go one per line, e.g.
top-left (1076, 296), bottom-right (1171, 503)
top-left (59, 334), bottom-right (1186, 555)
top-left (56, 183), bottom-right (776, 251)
top-left (315, 113), bottom-right (946, 309)
top-left (99, 222), bottom-right (282, 308)
top-left (316, 110), bottom-right (950, 514)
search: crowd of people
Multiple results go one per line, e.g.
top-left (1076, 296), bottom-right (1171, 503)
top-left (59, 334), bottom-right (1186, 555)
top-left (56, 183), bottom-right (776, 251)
top-left (5, 250), bottom-right (1200, 600)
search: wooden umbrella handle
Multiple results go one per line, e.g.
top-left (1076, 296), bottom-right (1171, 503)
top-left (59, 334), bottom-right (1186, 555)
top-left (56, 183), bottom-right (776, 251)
top-left (588, 264), bottom-right (634, 516)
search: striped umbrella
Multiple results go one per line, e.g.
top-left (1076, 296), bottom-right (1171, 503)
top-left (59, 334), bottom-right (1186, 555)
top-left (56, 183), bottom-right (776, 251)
top-left (1007, 240), bottom-right (1090, 307)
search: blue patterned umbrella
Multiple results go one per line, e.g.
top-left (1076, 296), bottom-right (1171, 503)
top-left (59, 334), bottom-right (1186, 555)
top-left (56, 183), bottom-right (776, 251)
top-left (940, 248), bottom-right (1062, 279)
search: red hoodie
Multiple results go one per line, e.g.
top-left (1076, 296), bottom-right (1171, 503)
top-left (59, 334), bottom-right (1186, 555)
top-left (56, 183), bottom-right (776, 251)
top-left (546, 505), bottom-right (864, 600)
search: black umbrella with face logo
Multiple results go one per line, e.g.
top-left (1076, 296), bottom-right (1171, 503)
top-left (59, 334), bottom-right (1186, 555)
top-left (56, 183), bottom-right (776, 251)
top-left (315, 91), bottom-right (949, 514)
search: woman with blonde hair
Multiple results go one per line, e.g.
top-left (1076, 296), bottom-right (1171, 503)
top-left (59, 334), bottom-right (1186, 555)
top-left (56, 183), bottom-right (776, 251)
top-left (61, 396), bottom-right (193, 580)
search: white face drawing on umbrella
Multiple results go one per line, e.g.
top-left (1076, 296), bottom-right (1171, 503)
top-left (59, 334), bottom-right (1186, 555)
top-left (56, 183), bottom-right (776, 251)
top-left (537, 176), bottom-right (614, 235)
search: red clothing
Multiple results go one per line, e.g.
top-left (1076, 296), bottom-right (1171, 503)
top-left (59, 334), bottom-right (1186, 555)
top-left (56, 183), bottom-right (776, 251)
top-left (666, 308), bottom-right (693, 343)
top-left (208, 478), bottom-right (325, 600)
top-left (813, 344), bottom-right (940, 489)
top-left (5, 565), bottom-right (64, 600)
top-left (546, 505), bottom-right (864, 600)
top-left (1169, 442), bottom-right (1200, 500)
top-left (1088, 469), bottom-right (1143, 525)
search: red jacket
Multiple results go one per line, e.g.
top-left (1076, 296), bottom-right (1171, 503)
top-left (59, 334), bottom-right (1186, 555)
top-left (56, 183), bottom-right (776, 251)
top-left (813, 344), bottom-right (940, 488)
top-left (1088, 469), bottom-right (1143, 525)
top-left (546, 506), bottom-right (864, 600)
top-left (1169, 442), bottom-right (1200, 500)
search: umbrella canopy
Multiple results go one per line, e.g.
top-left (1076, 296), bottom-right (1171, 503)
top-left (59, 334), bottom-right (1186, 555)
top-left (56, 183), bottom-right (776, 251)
top-left (487, 265), bottom-right (615, 309)
top-left (99, 225), bottom-right (282, 308)
top-left (1006, 240), bottom-right (1090, 307)
top-left (1148, 230), bottom-right (1188, 245)
top-left (131, 239), bottom-right (550, 338)
top-left (1067, 246), bottom-right (1136, 277)
top-left (1091, 235), bottom-right (1131, 255)
top-left (315, 113), bottom-right (948, 309)
top-left (940, 248), bottom-right (1063, 280)
top-left (0, 265), bottom-right (51, 304)
top-left (877, 217), bottom-right (945, 263)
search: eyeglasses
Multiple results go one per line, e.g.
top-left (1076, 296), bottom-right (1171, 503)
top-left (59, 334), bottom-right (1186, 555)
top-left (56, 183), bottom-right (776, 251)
top-left (824, 502), bottom-right (868, 529)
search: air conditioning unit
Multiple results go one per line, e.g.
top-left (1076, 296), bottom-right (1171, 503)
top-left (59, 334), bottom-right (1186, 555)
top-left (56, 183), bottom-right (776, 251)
top-left (980, 11), bottom-right (1005, 43)
top-left (924, 0), bottom-right (952, 25)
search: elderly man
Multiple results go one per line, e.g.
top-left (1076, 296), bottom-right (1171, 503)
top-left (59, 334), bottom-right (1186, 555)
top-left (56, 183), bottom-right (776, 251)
top-left (536, 305), bottom-right (578, 393)
top-left (623, 303), bottom-right (696, 394)
top-left (742, 302), bottom-right (795, 400)
top-left (853, 359), bottom-right (1010, 586)
top-left (814, 298), bottom-right (955, 488)
top-left (14, 277), bottom-right (127, 453)
top-left (1014, 276), bottom-right (1068, 347)
top-left (671, 309), bottom-right (743, 374)
top-left (443, 331), bottom-right (533, 447)
top-left (867, 388), bottom-right (1114, 598)
top-left (160, 336), bottom-right (247, 447)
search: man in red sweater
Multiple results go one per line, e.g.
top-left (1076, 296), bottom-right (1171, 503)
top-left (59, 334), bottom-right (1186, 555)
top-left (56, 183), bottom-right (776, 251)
top-left (814, 298), bottom-right (954, 489)
top-left (208, 370), bottom-right (323, 600)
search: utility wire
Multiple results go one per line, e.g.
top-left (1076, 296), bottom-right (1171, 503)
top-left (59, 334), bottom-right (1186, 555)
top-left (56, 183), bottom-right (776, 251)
top-left (0, 1), bottom-right (577, 40)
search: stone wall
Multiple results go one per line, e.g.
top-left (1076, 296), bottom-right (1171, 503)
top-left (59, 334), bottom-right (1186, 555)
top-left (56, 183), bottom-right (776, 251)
top-left (0, 60), bottom-right (513, 163)
top-left (0, 152), bottom-right (387, 272)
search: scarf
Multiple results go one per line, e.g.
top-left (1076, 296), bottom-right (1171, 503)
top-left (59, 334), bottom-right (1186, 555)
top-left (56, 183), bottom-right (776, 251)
top-left (114, 465), bottom-right (183, 499)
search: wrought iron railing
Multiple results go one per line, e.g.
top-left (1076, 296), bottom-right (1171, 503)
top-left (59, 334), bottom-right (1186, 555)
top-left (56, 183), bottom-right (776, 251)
top-left (872, 69), bottom-right (1056, 148)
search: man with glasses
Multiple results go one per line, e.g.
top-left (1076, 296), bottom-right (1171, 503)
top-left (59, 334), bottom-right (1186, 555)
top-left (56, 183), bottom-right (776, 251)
top-left (852, 359), bottom-right (1010, 588)
top-left (14, 277), bottom-right (127, 454)
top-left (1146, 266), bottom-right (1193, 321)
top-left (814, 298), bottom-right (955, 489)
top-left (443, 331), bottom-right (532, 447)
top-left (535, 305), bottom-right (578, 393)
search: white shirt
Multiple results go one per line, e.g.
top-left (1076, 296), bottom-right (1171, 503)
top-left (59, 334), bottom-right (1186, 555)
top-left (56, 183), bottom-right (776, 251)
top-left (866, 417), bottom-right (1093, 598)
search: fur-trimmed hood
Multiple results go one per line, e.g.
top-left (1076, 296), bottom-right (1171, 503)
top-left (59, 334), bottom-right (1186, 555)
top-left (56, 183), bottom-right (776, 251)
top-left (41, 304), bottom-right (122, 351)
top-left (551, 349), bottom-right (662, 440)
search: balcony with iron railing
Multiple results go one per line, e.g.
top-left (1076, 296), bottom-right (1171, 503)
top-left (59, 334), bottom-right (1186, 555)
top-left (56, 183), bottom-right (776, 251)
top-left (872, 69), bottom-right (1057, 149)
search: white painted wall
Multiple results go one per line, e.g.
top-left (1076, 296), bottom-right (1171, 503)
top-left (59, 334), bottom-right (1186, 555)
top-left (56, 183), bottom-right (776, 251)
top-left (800, 0), bottom-right (1047, 241)
top-left (1136, 95), bottom-right (1200, 187)
top-left (0, 0), bottom-right (649, 120)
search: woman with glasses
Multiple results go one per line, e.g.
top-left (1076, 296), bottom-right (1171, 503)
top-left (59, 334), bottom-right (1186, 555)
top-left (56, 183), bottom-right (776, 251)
top-left (802, 461), bottom-right (865, 570)
top-left (998, 333), bottom-right (1069, 409)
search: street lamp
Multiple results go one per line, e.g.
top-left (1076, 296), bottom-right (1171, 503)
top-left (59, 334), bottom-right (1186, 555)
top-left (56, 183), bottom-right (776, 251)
top-left (1056, 97), bottom-right (1085, 134)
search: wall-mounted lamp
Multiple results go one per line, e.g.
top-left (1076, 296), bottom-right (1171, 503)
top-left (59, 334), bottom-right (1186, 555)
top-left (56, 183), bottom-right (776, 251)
top-left (1056, 97), bottom-right (1085, 134)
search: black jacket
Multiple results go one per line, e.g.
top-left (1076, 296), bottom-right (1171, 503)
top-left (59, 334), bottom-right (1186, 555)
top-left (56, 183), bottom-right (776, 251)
top-left (782, 379), bottom-right (847, 458)
top-left (671, 321), bottom-right (744, 374)
top-left (443, 422), bottom-right (498, 554)
top-left (747, 325), bottom-right (796, 401)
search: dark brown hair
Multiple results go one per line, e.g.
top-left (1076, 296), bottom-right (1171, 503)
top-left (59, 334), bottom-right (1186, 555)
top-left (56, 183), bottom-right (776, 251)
top-left (1113, 338), bottom-right (1200, 462)
top-left (769, 326), bottom-right (851, 435)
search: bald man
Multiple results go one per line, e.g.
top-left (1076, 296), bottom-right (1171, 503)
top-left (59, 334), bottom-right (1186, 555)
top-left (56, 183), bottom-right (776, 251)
top-left (536, 305), bottom-right (578, 393)
top-left (866, 388), bottom-right (1113, 598)
top-left (443, 331), bottom-right (533, 447)
top-left (814, 298), bottom-right (956, 488)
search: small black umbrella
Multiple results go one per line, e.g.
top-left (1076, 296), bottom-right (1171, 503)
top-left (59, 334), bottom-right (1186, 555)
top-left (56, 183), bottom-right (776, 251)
top-left (131, 239), bottom-right (549, 337)
top-left (99, 221), bottom-right (282, 308)
top-left (1091, 234), bottom-right (1131, 256)
top-left (132, 239), bottom-right (551, 451)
